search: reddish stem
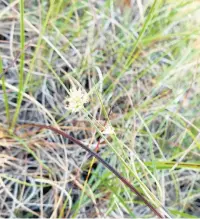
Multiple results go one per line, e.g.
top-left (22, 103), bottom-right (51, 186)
top-left (22, 123), bottom-right (165, 218)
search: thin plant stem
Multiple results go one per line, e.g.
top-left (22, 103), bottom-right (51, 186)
top-left (11, 0), bottom-right (25, 131)
top-left (22, 123), bottom-right (166, 218)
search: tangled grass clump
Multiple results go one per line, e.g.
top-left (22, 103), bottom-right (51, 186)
top-left (0, 0), bottom-right (200, 218)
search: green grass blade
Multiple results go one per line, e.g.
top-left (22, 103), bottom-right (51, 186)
top-left (11, 0), bottom-right (25, 131)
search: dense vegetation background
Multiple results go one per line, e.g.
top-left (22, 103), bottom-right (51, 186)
top-left (0, 0), bottom-right (200, 218)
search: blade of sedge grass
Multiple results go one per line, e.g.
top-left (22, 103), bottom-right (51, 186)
top-left (11, 0), bottom-right (25, 131)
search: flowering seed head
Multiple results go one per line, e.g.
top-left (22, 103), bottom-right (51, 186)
top-left (64, 86), bottom-right (89, 113)
top-left (102, 124), bottom-right (115, 135)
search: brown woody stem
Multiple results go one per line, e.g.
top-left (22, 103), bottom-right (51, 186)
top-left (22, 123), bottom-right (165, 218)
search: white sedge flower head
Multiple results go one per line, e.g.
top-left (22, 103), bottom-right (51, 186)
top-left (64, 86), bottom-right (89, 113)
top-left (102, 124), bottom-right (115, 135)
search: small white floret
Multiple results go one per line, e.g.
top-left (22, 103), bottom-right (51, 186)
top-left (102, 124), bottom-right (115, 135)
top-left (64, 86), bottom-right (89, 113)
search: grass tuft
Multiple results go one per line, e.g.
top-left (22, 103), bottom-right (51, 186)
top-left (0, 0), bottom-right (200, 218)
